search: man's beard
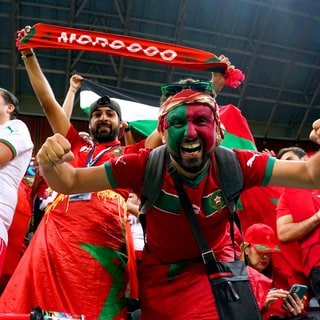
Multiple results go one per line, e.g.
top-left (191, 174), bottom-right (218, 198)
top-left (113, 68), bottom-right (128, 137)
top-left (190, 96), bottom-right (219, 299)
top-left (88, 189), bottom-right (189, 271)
top-left (91, 126), bottom-right (119, 143)
top-left (171, 152), bottom-right (210, 174)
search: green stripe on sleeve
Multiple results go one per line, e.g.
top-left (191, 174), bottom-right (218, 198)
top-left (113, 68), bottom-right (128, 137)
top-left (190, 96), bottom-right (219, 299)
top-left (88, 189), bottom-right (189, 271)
top-left (104, 162), bottom-right (117, 188)
top-left (261, 157), bottom-right (276, 186)
top-left (0, 139), bottom-right (17, 157)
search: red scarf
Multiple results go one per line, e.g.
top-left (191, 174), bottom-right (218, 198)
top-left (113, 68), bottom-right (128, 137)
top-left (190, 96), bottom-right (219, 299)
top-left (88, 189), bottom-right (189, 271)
top-left (17, 23), bottom-right (244, 87)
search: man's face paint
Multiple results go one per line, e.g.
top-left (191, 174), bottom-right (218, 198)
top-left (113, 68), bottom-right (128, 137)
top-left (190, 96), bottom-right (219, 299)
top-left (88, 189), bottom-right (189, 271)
top-left (165, 103), bottom-right (216, 173)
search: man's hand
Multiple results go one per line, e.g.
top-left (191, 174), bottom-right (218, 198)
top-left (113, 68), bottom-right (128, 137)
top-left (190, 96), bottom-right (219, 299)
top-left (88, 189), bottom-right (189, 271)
top-left (69, 74), bottom-right (84, 93)
top-left (36, 133), bottom-right (74, 170)
top-left (262, 148), bottom-right (276, 157)
top-left (16, 25), bottom-right (32, 52)
top-left (211, 55), bottom-right (234, 94)
top-left (310, 119), bottom-right (320, 145)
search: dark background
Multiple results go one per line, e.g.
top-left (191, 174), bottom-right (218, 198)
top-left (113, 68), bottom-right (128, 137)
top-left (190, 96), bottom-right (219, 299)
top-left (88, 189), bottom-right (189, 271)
top-left (1, 0), bottom-right (319, 153)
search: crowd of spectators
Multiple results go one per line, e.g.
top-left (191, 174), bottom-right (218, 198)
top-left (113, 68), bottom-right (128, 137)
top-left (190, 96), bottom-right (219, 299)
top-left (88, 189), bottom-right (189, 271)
top-left (0, 25), bottom-right (319, 320)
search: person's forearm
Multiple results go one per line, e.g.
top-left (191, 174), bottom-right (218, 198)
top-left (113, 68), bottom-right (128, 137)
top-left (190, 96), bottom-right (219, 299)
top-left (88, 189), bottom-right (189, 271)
top-left (122, 124), bottom-right (136, 145)
top-left (21, 50), bottom-right (57, 110)
top-left (211, 72), bottom-right (225, 96)
top-left (306, 151), bottom-right (320, 187)
top-left (62, 74), bottom-right (83, 119)
top-left (62, 87), bottom-right (77, 120)
top-left (40, 162), bottom-right (111, 195)
top-left (39, 162), bottom-right (77, 194)
top-left (21, 50), bottom-right (70, 135)
top-left (277, 211), bottom-right (320, 243)
top-left (145, 128), bottom-right (163, 148)
top-left (37, 134), bottom-right (112, 194)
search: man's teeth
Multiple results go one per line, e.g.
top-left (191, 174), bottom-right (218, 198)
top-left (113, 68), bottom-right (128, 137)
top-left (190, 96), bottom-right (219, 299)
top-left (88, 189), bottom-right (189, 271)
top-left (181, 142), bottom-right (201, 152)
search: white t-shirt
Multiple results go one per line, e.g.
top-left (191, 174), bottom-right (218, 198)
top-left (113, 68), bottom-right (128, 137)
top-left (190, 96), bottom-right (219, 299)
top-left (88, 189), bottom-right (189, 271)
top-left (0, 119), bottom-right (33, 244)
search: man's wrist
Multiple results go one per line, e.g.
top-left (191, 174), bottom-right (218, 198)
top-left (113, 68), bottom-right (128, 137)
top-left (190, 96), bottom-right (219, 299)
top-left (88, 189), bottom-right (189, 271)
top-left (124, 125), bottom-right (131, 132)
top-left (21, 49), bottom-right (34, 60)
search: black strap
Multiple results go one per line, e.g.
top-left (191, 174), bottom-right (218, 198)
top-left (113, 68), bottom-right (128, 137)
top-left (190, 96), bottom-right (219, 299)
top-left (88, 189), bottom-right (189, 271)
top-left (139, 145), bottom-right (167, 215)
top-left (214, 146), bottom-right (243, 213)
top-left (167, 157), bottom-right (218, 268)
top-left (168, 155), bottom-right (243, 272)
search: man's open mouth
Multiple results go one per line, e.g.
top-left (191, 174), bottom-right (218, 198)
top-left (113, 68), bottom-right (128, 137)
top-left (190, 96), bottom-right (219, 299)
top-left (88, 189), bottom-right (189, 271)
top-left (181, 142), bottom-right (202, 154)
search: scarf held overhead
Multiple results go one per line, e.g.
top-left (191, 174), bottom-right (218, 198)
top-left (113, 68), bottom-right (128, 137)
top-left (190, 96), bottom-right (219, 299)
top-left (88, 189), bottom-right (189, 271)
top-left (17, 23), bottom-right (244, 87)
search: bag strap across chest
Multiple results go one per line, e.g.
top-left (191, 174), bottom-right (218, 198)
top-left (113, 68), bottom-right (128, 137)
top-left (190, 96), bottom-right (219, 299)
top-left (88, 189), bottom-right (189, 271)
top-left (140, 145), bottom-right (244, 215)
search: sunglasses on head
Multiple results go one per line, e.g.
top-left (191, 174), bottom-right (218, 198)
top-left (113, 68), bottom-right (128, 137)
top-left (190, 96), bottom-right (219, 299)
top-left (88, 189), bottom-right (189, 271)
top-left (160, 81), bottom-right (214, 97)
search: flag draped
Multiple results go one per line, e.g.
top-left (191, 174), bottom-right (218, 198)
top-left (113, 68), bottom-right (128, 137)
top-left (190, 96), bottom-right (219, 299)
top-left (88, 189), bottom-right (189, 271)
top-left (0, 180), bottom-right (32, 293)
top-left (80, 79), bottom-right (159, 137)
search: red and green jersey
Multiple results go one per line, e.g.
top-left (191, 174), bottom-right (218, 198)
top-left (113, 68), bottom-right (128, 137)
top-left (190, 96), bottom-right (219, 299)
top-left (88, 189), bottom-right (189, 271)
top-left (105, 147), bottom-right (274, 319)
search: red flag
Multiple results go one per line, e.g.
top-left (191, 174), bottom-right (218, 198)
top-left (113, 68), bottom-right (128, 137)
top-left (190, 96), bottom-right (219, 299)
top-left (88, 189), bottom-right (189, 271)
top-left (219, 104), bottom-right (257, 150)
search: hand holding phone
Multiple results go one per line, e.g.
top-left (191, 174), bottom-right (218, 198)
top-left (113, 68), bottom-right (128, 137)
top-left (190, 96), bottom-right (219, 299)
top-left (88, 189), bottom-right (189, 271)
top-left (282, 284), bottom-right (308, 311)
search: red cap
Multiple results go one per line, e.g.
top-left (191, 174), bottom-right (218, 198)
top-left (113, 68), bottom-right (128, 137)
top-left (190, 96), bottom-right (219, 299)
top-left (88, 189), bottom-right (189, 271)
top-left (244, 223), bottom-right (280, 253)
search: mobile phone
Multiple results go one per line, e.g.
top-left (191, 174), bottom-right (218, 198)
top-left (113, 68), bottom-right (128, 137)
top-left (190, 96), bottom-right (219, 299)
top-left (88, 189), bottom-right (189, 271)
top-left (282, 284), bottom-right (308, 309)
top-left (288, 284), bottom-right (308, 299)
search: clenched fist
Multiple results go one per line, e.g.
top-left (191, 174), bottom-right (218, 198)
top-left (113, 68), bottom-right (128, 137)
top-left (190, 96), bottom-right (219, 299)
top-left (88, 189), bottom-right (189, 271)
top-left (36, 133), bottom-right (74, 170)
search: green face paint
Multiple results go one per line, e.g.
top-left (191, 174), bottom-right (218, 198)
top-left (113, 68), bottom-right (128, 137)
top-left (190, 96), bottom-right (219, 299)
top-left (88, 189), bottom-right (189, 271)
top-left (166, 104), bottom-right (188, 157)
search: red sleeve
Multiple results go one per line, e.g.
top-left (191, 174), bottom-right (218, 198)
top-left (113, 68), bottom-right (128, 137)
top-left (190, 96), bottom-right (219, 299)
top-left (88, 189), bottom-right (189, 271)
top-left (276, 193), bottom-right (291, 218)
top-left (65, 123), bottom-right (78, 143)
top-left (122, 139), bottom-right (146, 154)
top-left (233, 149), bottom-right (274, 188)
top-left (104, 148), bottom-right (151, 195)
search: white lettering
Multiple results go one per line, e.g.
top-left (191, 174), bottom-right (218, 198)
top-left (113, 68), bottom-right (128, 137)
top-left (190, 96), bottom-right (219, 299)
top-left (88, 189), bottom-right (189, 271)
top-left (92, 37), bottom-right (108, 48)
top-left (160, 50), bottom-right (177, 61)
top-left (57, 32), bottom-right (178, 62)
top-left (58, 32), bottom-right (72, 43)
top-left (109, 40), bottom-right (126, 50)
top-left (76, 35), bottom-right (93, 45)
top-left (127, 43), bottom-right (143, 53)
top-left (143, 46), bottom-right (159, 57)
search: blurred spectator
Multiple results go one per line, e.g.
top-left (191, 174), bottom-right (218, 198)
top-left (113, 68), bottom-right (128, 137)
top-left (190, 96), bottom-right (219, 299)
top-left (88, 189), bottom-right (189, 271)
top-left (126, 192), bottom-right (144, 263)
top-left (0, 88), bottom-right (33, 276)
top-left (241, 223), bottom-right (308, 319)
top-left (277, 147), bottom-right (320, 306)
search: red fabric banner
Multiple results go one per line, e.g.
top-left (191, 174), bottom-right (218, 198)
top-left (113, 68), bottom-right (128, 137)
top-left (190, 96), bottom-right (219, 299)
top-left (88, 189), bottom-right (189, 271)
top-left (18, 23), bottom-right (227, 72)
